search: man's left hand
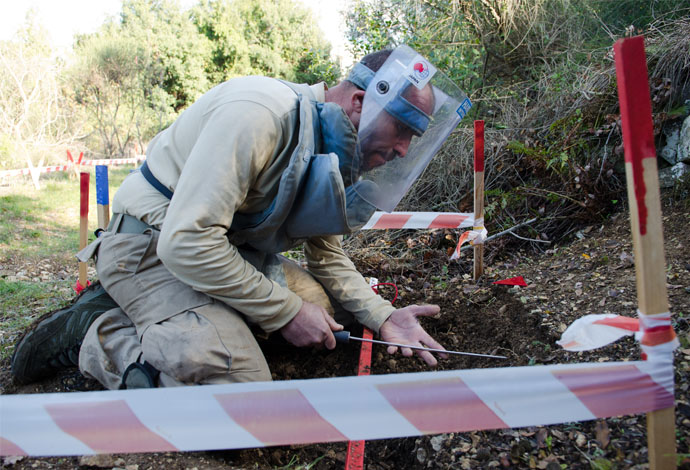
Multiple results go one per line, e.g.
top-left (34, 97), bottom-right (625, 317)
top-left (378, 304), bottom-right (446, 366)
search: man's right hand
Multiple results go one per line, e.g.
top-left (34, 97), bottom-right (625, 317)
top-left (280, 301), bottom-right (343, 349)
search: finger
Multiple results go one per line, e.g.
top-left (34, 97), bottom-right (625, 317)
top-left (422, 338), bottom-right (446, 351)
top-left (323, 329), bottom-right (337, 350)
top-left (416, 349), bottom-right (438, 367)
top-left (400, 347), bottom-right (414, 358)
top-left (387, 345), bottom-right (398, 355)
top-left (411, 304), bottom-right (441, 317)
top-left (325, 314), bottom-right (344, 331)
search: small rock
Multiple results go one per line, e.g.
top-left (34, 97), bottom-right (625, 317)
top-left (476, 447), bottom-right (491, 461)
top-left (430, 434), bottom-right (445, 451)
top-left (3, 456), bottom-right (24, 466)
top-left (416, 447), bottom-right (427, 463)
top-left (78, 454), bottom-right (116, 467)
top-left (574, 431), bottom-right (587, 447)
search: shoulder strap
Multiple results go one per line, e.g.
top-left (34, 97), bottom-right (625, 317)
top-left (140, 161), bottom-right (173, 200)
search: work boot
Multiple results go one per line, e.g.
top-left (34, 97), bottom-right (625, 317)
top-left (11, 281), bottom-right (119, 384)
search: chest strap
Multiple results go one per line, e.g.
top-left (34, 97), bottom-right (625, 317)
top-left (141, 161), bottom-right (173, 200)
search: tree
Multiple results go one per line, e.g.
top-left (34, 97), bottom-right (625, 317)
top-left (193, 0), bottom-right (341, 85)
top-left (345, 0), bottom-right (483, 90)
top-left (70, 0), bottom-right (341, 158)
top-left (71, 0), bottom-right (212, 157)
top-left (0, 12), bottom-right (78, 188)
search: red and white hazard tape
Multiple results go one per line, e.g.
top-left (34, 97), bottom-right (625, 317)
top-left (558, 311), bottom-right (679, 362)
top-left (0, 156), bottom-right (144, 179)
top-left (0, 360), bottom-right (673, 457)
top-left (362, 212), bottom-right (474, 230)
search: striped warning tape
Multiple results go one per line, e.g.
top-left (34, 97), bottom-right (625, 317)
top-left (361, 212), bottom-right (474, 230)
top-left (0, 156), bottom-right (144, 179)
top-left (0, 360), bottom-right (673, 457)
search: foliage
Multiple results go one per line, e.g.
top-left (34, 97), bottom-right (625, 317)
top-left (193, 0), bottom-right (340, 85)
top-left (0, 13), bottom-right (80, 184)
top-left (346, 0), bottom-right (484, 91)
top-left (344, 0), bottom-right (690, 252)
top-left (67, 0), bottom-right (340, 158)
top-left (70, 0), bottom-right (212, 157)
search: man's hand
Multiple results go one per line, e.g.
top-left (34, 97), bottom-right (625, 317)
top-left (379, 304), bottom-right (446, 366)
top-left (280, 301), bottom-right (343, 349)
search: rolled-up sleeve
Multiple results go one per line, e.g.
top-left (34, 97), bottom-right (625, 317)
top-left (304, 235), bottom-right (394, 332)
top-left (157, 102), bottom-right (302, 333)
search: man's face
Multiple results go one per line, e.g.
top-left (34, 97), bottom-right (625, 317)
top-left (360, 84), bottom-right (435, 171)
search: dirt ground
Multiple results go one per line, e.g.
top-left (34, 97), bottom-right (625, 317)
top-left (1, 194), bottom-right (689, 470)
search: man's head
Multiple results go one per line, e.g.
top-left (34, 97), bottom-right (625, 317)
top-left (358, 82), bottom-right (434, 170)
top-left (325, 45), bottom-right (472, 212)
top-left (327, 49), bottom-right (435, 170)
top-left (325, 49), bottom-right (392, 131)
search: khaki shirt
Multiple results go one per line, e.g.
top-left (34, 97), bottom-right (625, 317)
top-left (113, 76), bottom-right (394, 333)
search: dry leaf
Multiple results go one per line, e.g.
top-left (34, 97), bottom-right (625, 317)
top-left (595, 420), bottom-right (610, 449)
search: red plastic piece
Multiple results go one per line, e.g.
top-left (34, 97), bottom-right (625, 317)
top-left (73, 279), bottom-right (91, 294)
top-left (345, 283), bottom-right (398, 469)
top-left (493, 276), bottom-right (527, 287)
top-left (345, 327), bottom-right (373, 470)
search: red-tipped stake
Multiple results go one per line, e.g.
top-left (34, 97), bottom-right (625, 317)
top-left (78, 172), bottom-right (89, 290)
top-left (614, 36), bottom-right (676, 470)
top-left (473, 120), bottom-right (485, 280)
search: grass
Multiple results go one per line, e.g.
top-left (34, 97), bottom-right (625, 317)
top-left (0, 165), bottom-right (133, 360)
top-left (0, 167), bottom-right (131, 261)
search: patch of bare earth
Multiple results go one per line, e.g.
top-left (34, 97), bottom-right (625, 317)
top-left (2, 195), bottom-right (689, 469)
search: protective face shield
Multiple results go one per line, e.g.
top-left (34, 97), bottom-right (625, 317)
top-left (348, 45), bottom-right (472, 212)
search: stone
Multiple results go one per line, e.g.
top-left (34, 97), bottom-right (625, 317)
top-left (416, 447), bottom-right (427, 463)
top-left (679, 114), bottom-right (690, 163)
top-left (660, 121), bottom-right (681, 164)
top-left (78, 454), bottom-right (116, 467)
top-left (658, 162), bottom-right (689, 188)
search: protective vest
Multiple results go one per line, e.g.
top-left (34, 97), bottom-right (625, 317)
top-left (226, 81), bottom-right (376, 254)
top-left (140, 80), bottom-right (376, 262)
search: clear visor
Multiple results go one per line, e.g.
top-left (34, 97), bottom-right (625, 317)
top-left (351, 45), bottom-right (472, 212)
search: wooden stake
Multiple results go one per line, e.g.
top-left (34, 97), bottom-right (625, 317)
top-left (95, 165), bottom-right (110, 230)
top-left (473, 120), bottom-right (485, 280)
top-left (614, 36), bottom-right (676, 470)
top-left (78, 172), bottom-right (90, 289)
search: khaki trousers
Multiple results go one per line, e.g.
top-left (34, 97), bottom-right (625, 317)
top-left (79, 229), bottom-right (350, 389)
